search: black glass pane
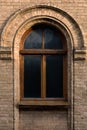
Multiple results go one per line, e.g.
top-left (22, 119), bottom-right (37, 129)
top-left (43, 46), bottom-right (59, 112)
top-left (44, 28), bottom-right (63, 49)
top-left (46, 55), bottom-right (63, 98)
top-left (24, 56), bottom-right (41, 98)
top-left (24, 29), bottom-right (42, 49)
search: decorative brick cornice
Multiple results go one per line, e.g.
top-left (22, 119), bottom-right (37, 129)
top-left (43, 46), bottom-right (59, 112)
top-left (74, 48), bottom-right (86, 61)
top-left (0, 47), bottom-right (12, 60)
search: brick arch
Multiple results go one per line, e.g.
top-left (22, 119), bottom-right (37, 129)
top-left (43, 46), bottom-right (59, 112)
top-left (0, 5), bottom-right (84, 50)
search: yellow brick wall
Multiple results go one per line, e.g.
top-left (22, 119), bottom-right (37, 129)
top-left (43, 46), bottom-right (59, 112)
top-left (0, 1), bottom-right (87, 130)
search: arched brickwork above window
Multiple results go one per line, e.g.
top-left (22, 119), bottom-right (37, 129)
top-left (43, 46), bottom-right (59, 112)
top-left (0, 5), bottom-right (85, 51)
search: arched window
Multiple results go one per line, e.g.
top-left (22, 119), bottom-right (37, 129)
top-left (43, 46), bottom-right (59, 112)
top-left (20, 23), bottom-right (67, 106)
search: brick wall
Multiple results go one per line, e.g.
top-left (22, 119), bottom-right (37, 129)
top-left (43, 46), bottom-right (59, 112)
top-left (0, 0), bottom-right (87, 130)
top-left (19, 110), bottom-right (68, 130)
top-left (0, 60), bottom-right (13, 130)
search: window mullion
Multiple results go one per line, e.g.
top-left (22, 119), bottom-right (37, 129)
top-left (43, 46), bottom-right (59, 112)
top-left (42, 30), bottom-right (44, 49)
top-left (41, 30), bottom-right (46, 98)
top-left (41, 55), bottom-right (46, 98)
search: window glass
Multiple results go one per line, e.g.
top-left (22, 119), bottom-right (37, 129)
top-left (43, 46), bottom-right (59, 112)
top-left (46, 55), bottom-right (63, 98)
top-left (24, 55), bottom-right (41, 98)
top-left (24, 29), bottom-right (42, 49)
top-left (44, 28), bottom-right (63, 49)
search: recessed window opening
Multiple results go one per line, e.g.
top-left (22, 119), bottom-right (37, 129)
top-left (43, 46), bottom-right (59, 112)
top-left (20, 23), bottom-right (67, 104)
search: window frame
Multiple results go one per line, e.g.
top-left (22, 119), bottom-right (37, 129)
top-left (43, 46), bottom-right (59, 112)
top-left (19, 24), bottom-right (68, 106)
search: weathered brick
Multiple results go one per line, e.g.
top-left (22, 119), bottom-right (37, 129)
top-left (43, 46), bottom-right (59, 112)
top-left (0, 1), bottom-right (87, 130)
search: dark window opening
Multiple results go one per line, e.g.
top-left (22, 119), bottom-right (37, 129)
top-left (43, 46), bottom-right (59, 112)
top-left (20, 23), bottom-right (67, 105)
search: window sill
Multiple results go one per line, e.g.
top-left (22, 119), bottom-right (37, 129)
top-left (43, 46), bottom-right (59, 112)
top-left (18, 100), bottom-right (70, 110)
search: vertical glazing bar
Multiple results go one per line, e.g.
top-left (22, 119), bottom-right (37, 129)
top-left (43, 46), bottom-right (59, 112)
top-left (41, 31), bottom-right (46, 98)
top-left (41, 56), bottom-right (46, 98)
